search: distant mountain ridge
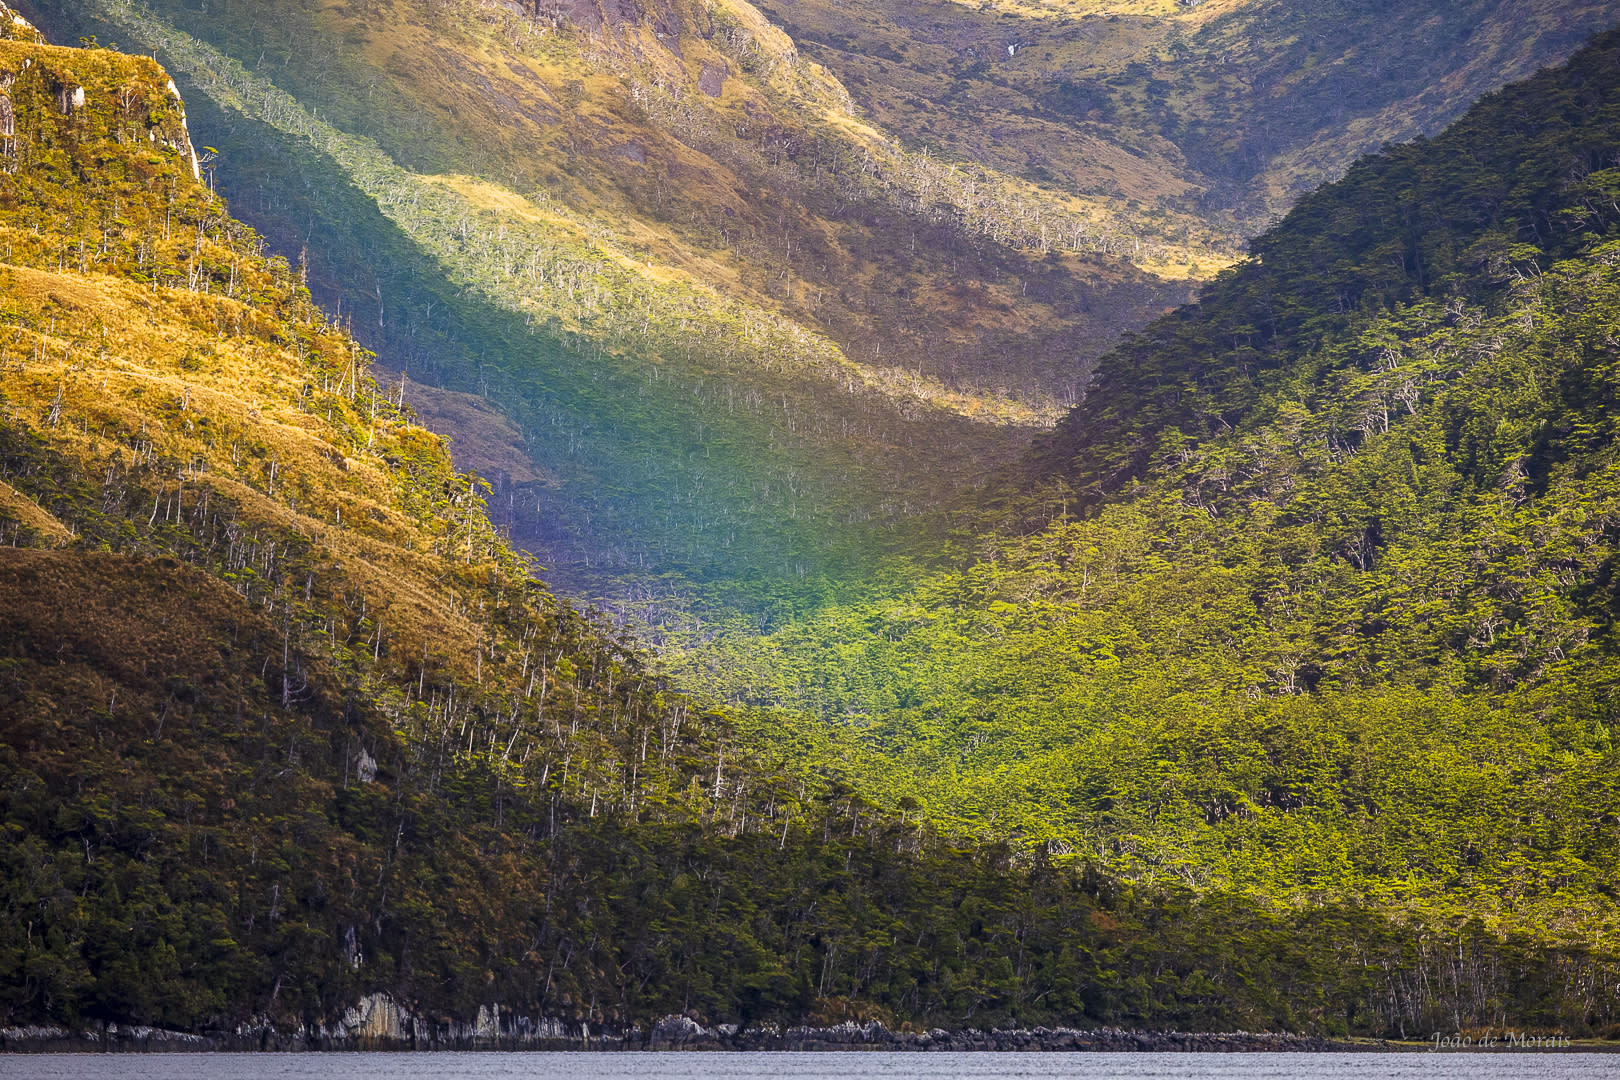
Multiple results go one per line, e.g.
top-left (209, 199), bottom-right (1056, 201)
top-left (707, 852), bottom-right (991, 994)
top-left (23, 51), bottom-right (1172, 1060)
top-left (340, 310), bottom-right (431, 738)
top-left (759, 0), bottom-right (1620, 229)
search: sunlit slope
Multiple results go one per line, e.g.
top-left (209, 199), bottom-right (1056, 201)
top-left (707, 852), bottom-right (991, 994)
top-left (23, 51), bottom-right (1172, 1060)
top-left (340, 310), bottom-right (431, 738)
top-left (665, 27), bottom-right (1620, 943)
top-left (22, 0), bottom-right (1211, 597)
top-left (0, 22), bottom-right (1074, 1038)
top-left (0, 25), bottom-right (735, 831)
top-left (756, 0), bottom-right (1620, 234)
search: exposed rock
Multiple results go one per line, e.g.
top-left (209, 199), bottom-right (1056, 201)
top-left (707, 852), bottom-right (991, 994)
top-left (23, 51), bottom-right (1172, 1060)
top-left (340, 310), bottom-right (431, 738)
top-left (649, 1014), bottom-right (718, 1048)
top-left (0, 1025), bottom-right (69, 1044)
top-left (344, 993), bottom-right (407, 1040)
top-left (0, 1023), bottom-right (206, 1052)
top-left (602, 0), bottom-right (640, 28)
top-left (698, 60), bottom-right (726, 98)
top-left (0, 1), bottom-right (44, 44)
top-left (0, 1003), bottom-right (1367, 1053)
top-left (539, 0), bottom-right (603, 33)
top-left (165, 78), bottom-right (203, 181)
top-left (649, 0), bottom-right (683, 56)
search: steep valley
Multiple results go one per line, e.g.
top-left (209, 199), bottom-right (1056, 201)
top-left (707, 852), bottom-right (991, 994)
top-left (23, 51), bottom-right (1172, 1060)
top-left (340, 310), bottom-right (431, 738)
top-left (24, 0), bottom-right (1190, 596)
top-left (5, 0), bottom-right (1620, 1046)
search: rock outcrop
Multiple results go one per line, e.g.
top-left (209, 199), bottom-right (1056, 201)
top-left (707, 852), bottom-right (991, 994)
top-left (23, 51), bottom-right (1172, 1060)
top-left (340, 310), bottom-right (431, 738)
top-left (0, 1005), bottom-right (1359, 1053)
top-left (0, 2), bottom-right (44, 45)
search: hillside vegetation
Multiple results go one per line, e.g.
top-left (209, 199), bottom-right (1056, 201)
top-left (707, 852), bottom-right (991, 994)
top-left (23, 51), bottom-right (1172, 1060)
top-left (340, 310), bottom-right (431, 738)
top-left (0, 17), bottom-right (775, 1026)
top-left (16, 14), bottom-right (1612, 1041)
top-left (0, 20), bottom-right (998, 1033)
top-left (22, 0), bottom-right (1203, 596)
top-left (669, 25), bottom-right (1620, 963)
top-left (8, 1), bottom-right (1620, 1045)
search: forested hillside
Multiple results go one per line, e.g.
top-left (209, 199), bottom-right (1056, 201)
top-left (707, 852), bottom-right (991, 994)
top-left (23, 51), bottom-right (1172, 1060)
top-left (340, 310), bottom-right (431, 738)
top-left (7, 0), bottom-right (1620, 1047)
top-left (15, 10), bottom-right (1608, 1042)
top-left (0, 14), bottom-right (1003, 1035)
top-left (0, 11), bottom-right (767, 1028)
top-left (671, 24), bottom-right (1620, 966)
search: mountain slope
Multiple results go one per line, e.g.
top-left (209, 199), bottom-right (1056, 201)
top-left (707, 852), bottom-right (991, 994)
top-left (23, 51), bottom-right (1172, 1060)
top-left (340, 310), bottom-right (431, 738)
top-left (0, 18), bottom-right (987, 1034)
top-left (6, 8), bottom-right (1620, 1041)
top-left (759, 0), bottom-right (1620, 229)
top-left (0, 15), bottom-right (752, 1025)
top-left (667, 26), bottom-right (1620, 954)
top-left (26, 0), bottom-right (1617, 607)
top-left (0, 13), bottom-right (1489, 1040)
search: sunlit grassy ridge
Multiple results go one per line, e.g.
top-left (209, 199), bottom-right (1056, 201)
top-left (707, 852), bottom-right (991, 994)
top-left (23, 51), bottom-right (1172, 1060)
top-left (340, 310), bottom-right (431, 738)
top-left (0, 33), bottom-right (684, 770)
top-left (34, 0), bottom-right (1193, 594)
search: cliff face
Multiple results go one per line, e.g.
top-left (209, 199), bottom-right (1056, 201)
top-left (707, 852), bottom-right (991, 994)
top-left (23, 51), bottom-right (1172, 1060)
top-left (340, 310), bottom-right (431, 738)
top-left (0, 35), bottom-right (198, 178)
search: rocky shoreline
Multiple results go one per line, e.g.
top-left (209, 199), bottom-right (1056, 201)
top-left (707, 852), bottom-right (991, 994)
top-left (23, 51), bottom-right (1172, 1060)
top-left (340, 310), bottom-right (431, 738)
top-left (1, 1008), bottom-right (1364, 1053)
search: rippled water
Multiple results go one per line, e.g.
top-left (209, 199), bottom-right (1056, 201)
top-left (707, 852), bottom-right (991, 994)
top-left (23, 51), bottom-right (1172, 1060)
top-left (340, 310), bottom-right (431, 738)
top-left (4, 1052), bottom-right (1620, 1080)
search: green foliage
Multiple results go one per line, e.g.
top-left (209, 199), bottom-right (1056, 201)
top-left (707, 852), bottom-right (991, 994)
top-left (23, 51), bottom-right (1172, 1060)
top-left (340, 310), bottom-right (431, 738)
top-left (1035, 27), bottom-right (1620, 506)
top-left (663, 26), bottom-right (1620, 962)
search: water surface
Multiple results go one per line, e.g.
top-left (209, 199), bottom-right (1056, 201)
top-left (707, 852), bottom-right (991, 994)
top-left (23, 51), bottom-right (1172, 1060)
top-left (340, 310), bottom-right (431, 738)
top-left (4, 1051), bottom-right (1619, 1080)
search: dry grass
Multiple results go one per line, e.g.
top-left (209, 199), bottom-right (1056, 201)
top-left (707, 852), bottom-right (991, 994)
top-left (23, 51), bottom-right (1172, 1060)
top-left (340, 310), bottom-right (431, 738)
top-left (0, 254), bottom-right (509, 682)
top-left (0, 477), bottom-right (74, 544)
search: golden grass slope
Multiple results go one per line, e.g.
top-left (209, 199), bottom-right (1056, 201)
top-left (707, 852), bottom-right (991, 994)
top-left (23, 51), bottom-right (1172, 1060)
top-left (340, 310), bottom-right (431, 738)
top-left (60, 0), bottom-right (1195, 416)
top-left (0, 32), bottom-right (563, 695)
top-left (2, 260), bottom-right (497, 678)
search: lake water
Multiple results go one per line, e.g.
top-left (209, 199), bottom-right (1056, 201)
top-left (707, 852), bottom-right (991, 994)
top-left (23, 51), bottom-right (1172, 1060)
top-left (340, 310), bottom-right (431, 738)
top-left (3, 1053), bottom-right (1619, 1080)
